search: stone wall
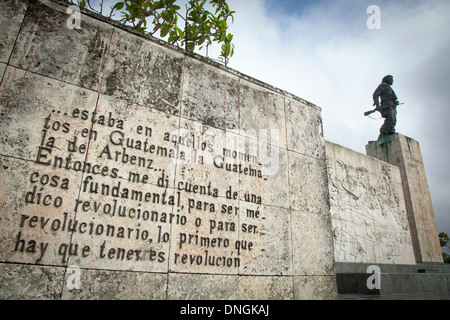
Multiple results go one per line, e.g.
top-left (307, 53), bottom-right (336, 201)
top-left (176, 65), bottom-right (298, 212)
top-left (0, 0), bottom-right (337, 299)
top-left (326, 141), bottom-right (416, 265)
top-left (366, 134), bottom-right (443, 263)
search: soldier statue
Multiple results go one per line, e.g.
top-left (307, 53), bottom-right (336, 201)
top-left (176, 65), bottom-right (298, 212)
top-left (372, 75), bottom-right (400, 140)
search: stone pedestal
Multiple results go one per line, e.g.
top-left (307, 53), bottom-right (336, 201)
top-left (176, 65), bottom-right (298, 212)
top-left (366, 134), bottom-right (443, 263)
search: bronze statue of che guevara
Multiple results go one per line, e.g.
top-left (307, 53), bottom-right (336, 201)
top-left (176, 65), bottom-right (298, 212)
top-left (372, 75), bottom-right (400, 140)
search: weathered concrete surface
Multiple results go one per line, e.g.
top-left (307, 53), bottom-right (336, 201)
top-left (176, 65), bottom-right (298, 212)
top-left (181, 58), bottom-right (240, 130)
top-left (0, 0), bottom-right (336, 300)
top-left (0, 0), bottom-right (28, 64)
top-left (366, 134), bottom-right (443, 263)
top-left (0, 263), bottom-right (65, 300)
top-left (326, 141), bottom-right (416, 265)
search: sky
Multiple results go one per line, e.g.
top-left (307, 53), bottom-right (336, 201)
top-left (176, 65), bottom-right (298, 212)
top-left (88, 0), bottom-right (450, 238)
top-left (217, 0), bottom-right (450, 238)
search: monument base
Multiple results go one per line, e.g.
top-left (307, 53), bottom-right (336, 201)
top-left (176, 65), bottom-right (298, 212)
top-left (335, 133), bottom-right (450, 297)
top-left (366, 133), bottom-right (443, 263)
top-left (336, 262), bottom-right (450, 296)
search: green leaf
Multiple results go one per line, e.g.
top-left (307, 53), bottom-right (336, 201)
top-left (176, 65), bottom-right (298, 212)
top-left (175, 26), bottom-right (184, 39)
top-left (131, 6), bottom-right (142, 18)
top-left (187, 42), bottom-right (195, 51)
top-left (113, 2), bottom-right (124, 10)
top-left (161, 26), bottom-right (170, 37)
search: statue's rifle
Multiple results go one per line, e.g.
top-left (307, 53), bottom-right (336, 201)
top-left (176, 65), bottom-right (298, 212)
top-left (364, 102), bottom-right (404, 117)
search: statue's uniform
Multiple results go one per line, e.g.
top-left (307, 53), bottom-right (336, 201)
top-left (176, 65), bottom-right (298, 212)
top-left (373, 82), bottom-right (398, 140)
